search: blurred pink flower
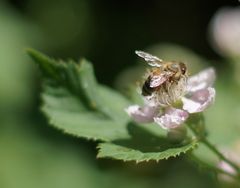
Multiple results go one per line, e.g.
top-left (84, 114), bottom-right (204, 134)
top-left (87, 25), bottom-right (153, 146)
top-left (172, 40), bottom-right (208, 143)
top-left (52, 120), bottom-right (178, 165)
top-left (126, 68), bottom-right (216, 130)
top-left (209, 6), bottom-right (240, 57)
top-left (218, 143), bottom-right (240, 182)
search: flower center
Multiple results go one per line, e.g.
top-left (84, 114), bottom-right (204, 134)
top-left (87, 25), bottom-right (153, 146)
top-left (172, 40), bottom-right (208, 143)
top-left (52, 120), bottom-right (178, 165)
top-left (145, 75), bottom-right (188, 107)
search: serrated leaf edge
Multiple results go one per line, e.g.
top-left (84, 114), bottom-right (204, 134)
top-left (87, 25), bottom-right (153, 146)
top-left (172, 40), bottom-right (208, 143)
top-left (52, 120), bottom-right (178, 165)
top-left (96, 140), bottom-right (199, 163)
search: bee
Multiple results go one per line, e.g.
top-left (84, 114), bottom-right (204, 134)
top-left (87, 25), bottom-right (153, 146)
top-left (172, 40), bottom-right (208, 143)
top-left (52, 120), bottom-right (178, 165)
top-left (135, 50), bottom-right (188, 106)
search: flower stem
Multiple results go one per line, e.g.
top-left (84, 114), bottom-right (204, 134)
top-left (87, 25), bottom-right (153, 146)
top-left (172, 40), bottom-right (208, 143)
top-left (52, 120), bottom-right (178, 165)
top-left (187, 121), bottom-right (240, 178)
top-left (189, 153), bottom-right (239, 180)
top-left (201, 138), bottom-right (240, 175)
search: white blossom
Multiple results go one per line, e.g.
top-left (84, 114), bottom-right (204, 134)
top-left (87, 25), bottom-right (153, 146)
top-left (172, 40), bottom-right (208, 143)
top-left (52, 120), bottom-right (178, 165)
top-left (126, 68), bottom-right (216, 130)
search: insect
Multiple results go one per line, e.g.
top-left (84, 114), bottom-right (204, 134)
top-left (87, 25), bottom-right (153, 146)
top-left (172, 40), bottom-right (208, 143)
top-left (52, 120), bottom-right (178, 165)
top-left (135, 50), bottom-right (188, 106)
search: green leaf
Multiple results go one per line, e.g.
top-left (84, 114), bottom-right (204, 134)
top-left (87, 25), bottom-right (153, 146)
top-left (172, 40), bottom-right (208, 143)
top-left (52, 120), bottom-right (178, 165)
top-left (0, 119), bottom-right (216, 188)
top-left (28, 49), bottom-right (131, 141)
top-left (42, 86), bottom-right (131, 141)
top-left (97, 141), bottom-right (198, 162)
top-left (29, 49), bottom-right (199, 162)
top-left (97, 123), bottom-right (198, 162)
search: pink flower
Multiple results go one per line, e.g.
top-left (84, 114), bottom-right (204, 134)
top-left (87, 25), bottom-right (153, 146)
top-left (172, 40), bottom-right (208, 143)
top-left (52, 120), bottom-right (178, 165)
top-left (217, 142), bottom-right (240, 182)
top-left (218, 161), bottom-right (237, 182)
top-left (125, 68), bottom-right (216, 130)
top-left (209, 6), bottom-right (240, 58)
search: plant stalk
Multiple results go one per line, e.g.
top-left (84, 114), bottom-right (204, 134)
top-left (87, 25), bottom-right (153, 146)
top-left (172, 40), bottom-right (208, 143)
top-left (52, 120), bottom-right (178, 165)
top-left (187, 121), bottom-right (240, 179)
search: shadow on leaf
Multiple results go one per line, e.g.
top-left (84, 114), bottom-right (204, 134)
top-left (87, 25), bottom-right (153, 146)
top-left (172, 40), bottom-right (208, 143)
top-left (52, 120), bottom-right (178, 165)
top-left (112, 122), bottom-right (189, 153)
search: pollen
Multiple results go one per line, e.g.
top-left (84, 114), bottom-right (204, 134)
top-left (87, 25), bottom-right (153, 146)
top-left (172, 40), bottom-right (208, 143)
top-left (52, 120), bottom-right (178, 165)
top-left (146, 75), bottom-right (188, 107)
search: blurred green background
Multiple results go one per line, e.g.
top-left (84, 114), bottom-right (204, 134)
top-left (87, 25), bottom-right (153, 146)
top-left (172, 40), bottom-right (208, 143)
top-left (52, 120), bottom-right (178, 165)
top-left (1, 0), bottom-right (240, 188)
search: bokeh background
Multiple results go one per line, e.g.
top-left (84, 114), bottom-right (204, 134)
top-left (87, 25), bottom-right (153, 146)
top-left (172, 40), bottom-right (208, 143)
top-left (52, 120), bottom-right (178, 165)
top-left (1, 0), bottom-right (240, 188)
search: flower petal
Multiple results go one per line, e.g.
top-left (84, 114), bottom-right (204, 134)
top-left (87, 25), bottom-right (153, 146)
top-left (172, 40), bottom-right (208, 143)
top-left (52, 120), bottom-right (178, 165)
top-left (218, 161), bottom-right (236, 175)
top-left (217, 148), bottom-right (239, 182)
top-left (182, 87), bottom-right (216, 113)
top-left (154, 108), bottom-right (189, 130)
top-left (218, 161), bottom-right (237, 182)
top-left (187, 68), bottom-right (216, 93)
top-left (125, 105), bottom-right (159, 123)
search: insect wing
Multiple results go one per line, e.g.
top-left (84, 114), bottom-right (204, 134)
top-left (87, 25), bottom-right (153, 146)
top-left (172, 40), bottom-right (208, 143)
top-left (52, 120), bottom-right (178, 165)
top-left (135, 50), bottom-right (163, 67)
top-left (149, 72), bottom-right (173, 87)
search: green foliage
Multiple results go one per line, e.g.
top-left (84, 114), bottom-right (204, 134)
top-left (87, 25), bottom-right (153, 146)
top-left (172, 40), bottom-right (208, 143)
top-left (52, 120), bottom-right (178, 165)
top-left (0, 5), bottom-right (39, 110)
top-left (0, 119), bottom-right (217, 188)
top-left (97, 140), bottom-right (198, 162)
top-left (28, 49), bottom-right (198, 162)
top-left (42, 86), bottom-right (130, 141)
top-left (28, 49), bottom-right (131, 141)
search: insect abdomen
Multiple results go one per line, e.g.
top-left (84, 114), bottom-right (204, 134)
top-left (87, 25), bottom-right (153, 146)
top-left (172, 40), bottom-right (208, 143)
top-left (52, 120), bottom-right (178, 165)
top-left (142, 77), bottom-right (154, 96)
